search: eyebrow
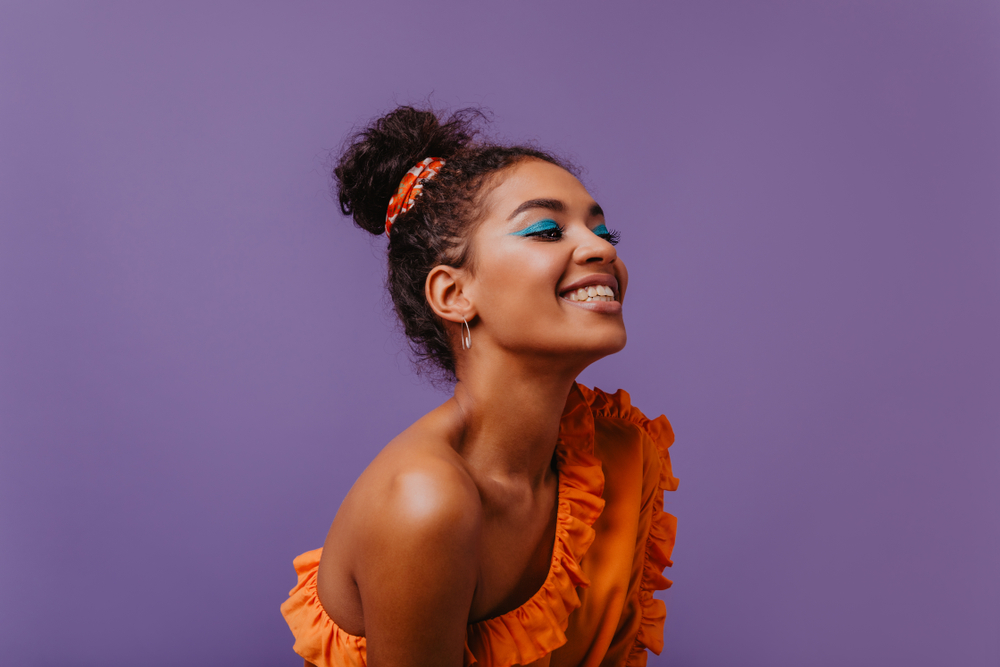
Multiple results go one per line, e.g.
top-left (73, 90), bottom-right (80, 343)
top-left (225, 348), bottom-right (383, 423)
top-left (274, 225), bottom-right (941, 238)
top-left (506, 198), bottom-right (605, 221)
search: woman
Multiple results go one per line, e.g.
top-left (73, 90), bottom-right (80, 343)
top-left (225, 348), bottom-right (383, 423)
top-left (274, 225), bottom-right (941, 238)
top-left (281, 106), bottom-right (678, 667)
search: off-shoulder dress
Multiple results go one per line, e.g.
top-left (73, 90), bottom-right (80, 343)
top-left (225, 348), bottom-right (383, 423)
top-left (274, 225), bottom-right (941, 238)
top-left (280, 383), bottom-right (679, 666)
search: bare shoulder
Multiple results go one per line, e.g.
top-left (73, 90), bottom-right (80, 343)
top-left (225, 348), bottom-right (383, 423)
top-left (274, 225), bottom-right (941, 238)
top-left (326, 409), bottom-right (484, 584)
top-left (323, 411), bottom-right (483, 663)
top-left (358, 420), bottom-right (479, 525)
top-left (363, 434), bottom-right (482, 548)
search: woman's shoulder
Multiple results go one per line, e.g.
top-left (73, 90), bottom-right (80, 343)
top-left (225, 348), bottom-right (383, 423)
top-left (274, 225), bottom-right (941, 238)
top-left (371, 437), bottom-right (482, 531)
top-left (335, 415), bottom-right (483, 552)
top-left (316, 410), bottom-right (483, 635)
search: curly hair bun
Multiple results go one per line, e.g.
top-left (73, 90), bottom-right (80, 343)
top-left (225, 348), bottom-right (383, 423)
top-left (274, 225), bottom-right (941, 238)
top-left (333, 106), bottom-right (483, 235)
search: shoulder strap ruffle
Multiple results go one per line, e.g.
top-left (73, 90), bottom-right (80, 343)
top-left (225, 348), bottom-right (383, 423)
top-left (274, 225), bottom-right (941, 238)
top-left (464, 384), bottom-right (606, 666)
top-left (574, 384), bottom-right (678, 665)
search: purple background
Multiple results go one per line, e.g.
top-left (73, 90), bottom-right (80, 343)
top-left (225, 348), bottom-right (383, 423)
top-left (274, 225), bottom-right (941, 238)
top-left (1, 2), bottom-right (997, 665)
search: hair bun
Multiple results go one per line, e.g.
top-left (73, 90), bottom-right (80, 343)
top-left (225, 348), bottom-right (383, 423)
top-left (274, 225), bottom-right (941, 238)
top-left (333, 106), bottom-right (484, 235)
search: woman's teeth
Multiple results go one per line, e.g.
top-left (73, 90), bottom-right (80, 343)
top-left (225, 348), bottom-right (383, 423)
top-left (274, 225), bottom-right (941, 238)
top-left (565, 285), bottom-right (616, 302)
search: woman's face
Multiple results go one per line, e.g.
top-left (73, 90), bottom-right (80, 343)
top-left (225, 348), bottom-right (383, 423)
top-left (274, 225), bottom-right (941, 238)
top-left (463, 158), bottom-right (628, 368)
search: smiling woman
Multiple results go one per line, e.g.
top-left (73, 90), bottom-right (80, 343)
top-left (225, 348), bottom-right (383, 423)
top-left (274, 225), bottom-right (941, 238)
top-left (279, 106), bottom-right (678, 667)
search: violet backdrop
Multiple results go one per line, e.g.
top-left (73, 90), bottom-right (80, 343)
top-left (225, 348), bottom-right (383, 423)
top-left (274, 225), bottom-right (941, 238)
top-left (1, 2), bottom-right (997, 665)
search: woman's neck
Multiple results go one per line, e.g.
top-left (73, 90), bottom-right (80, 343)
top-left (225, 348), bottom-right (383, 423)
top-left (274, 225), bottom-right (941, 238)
top-left (448, 355), bottom-right (582, 490)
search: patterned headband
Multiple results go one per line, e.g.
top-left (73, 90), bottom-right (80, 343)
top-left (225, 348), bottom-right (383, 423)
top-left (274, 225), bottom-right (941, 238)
top-left (384, 157), bottom-right (446, 236)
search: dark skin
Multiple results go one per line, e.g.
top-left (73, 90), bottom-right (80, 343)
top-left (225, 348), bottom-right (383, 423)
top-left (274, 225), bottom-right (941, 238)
top-left (314, 159), bottom-right (628, 667)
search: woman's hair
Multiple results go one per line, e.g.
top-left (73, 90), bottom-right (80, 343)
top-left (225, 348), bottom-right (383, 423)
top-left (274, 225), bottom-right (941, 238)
top-left (333, 106), bottom-right (573, 381)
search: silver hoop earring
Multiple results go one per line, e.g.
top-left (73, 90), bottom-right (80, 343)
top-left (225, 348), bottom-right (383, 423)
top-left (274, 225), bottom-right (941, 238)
top-left (461, 317), bottom-right (472, 350)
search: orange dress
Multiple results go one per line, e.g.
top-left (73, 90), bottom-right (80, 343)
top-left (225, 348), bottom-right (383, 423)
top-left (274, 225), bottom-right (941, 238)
top-left (280, 383), bottom-right (679, 667)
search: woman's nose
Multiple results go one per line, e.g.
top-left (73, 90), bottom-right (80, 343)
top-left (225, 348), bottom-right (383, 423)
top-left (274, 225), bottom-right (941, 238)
top-left (574, 229), bottom-right (618, 265)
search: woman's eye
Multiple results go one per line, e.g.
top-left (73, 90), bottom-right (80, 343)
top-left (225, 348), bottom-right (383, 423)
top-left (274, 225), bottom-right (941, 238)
top-left (593, 224), bottom-right (622, 246)
top-left (528, 226), bottom-right (564, 240)
top-left (511, 220), bottom-right (564, 240)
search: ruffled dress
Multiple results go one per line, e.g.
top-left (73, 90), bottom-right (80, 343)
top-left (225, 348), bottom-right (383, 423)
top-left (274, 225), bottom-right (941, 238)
top-left (280, 383), bottom-right (678, 666)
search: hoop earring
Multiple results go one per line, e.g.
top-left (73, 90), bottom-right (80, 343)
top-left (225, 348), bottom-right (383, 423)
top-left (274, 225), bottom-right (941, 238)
top-left (461, 317), bottom-right (472, 350)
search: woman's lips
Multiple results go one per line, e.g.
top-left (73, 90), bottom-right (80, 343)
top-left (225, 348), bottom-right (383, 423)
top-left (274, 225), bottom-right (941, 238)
top-left (556, 273), bottom-right (623, 312)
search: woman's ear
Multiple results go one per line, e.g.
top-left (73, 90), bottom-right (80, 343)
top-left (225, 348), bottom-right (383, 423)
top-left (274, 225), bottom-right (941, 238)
top-left (425, 264), bottom-right (476, 324)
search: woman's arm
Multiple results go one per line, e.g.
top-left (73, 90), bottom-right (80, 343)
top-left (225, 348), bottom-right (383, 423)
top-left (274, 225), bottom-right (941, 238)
top-left (354, 458), bottom-right (482, 667)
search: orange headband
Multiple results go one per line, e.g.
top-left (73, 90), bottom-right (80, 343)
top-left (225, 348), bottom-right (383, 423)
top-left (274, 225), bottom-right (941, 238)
top-left (384, 157), bottom-right (446, 236)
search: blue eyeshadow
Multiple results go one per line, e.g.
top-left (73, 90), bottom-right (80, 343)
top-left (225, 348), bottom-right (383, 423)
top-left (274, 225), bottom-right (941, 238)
top-left (593, 223), bottom-right (609, 236)
top-left (510, 219), bottom-right (560, 236)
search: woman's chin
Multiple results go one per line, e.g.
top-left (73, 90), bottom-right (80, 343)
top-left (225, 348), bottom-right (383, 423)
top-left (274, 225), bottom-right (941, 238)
top-left (569, 330), bottom-right (628, 362)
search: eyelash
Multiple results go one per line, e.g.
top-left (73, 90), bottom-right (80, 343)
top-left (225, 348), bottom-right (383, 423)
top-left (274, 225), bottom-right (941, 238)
top-left (523, 224), bottom-right (622, 246)
top-left (600, 228), bottom-right (622, 246)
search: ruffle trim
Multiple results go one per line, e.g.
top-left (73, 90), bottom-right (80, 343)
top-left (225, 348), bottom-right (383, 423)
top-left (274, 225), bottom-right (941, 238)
top-left (573, 384), bottom-right (678, 665)
top-left (463, 383), bottom-right (606, 666)
top-left (280, 549), bottom-right (368, 667)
